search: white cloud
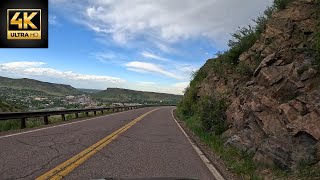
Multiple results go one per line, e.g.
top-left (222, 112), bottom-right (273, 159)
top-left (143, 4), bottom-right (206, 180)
top-left (138, 81), bottom-right (156, 86)
top-left (125, 61), bottom-right (182, 80)
top-left (0, 61), bottom-right (125, 84)
top-left (0, 61), bottom-right (45, 70)
top-left (94, 52), bottom-right (127, 64)
top-left (49, 15), bottom-right (59, 25)
top-left (141, 51), bottom-right (170, 62)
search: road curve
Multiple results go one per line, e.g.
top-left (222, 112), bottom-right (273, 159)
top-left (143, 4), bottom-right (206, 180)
top-left (0, 107), bottom-right (215, 180)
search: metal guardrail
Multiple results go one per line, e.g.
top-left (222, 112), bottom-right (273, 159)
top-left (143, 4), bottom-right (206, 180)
top-left (0, 106), bottom-right (141, 129)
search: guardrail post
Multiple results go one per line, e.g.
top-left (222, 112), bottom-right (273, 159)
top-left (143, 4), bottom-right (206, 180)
top-left (94, 111), bottom-right (97, 116)
top-left (62, 114), bottom-right (65, 121)
top-left (112, 108), bottom-right (115, 112)
top-left (21, 117), bottom-right (26, 129)
top-left (75, 113), bottom-right (79, 118)
top-left (86, 112), bottom-right (89, 116)
top-left (101, 110), bottom-right (104, 114)
top-left (44, 116), bottom-right (49, 125)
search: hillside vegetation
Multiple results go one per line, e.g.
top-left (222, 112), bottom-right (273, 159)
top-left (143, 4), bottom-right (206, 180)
top-left (0, 101), bottom-right (22, 112)
top-left (178, 0), bottom-right (320, 178)
top-left (0, 76), bottom-right (81, 96)
top-left (94, 88), bottom-right (182, 104)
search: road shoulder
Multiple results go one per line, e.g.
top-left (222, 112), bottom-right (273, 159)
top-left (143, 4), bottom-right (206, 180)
top-left (173, 109), bottom-right (238, 180)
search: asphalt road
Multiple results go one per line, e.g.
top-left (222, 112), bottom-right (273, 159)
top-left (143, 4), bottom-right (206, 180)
top-left (0, 107), bottom-right (215, 180)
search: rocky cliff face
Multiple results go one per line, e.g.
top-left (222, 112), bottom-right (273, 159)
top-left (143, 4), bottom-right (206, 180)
top-left (197, 0), bottom-right (320, 170)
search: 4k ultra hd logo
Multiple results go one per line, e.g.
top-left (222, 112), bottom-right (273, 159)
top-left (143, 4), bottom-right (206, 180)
top-left (0, 0), bottom-right (48, 48)
top-left (7, 9), bottom-right (42, 40)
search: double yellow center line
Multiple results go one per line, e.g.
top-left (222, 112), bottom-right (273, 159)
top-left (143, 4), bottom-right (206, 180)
top-left (36, 108), bottom-right (158, 180)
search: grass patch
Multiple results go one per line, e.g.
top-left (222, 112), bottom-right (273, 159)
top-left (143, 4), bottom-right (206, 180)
top-left (0, 119), bottom-right (21, 132)
top-left (177, 112), bottom-right (261, 179)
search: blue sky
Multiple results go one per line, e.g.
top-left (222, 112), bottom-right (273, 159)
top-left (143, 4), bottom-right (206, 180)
top-left (0, 0), bottom-right (272, 94)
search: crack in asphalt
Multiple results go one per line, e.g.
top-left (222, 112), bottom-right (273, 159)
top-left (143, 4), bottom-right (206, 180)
top-left (15, 154), bottom-right (63, 180)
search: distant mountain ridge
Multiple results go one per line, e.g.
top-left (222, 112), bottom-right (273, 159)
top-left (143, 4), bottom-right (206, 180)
top-left (0, 76), bottom-right (182, 104)
top-left (94, 88), bottom-right (182, 104)
top-left (0, 76), bottom-right (81, 96)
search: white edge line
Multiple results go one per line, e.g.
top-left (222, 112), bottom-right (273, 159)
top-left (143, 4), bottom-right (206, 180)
top-left (171, 109), bottom-right (225, 180)
top-left (0, 108), bottom-right (144, 139)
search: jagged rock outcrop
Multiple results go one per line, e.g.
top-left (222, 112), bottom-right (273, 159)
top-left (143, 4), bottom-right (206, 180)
top-left (198, 0), bottom-right (320, 170)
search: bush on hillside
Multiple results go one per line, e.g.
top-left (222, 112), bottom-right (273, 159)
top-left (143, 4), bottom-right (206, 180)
top-left (255, 6), bottom-right (275, 34)
top-left (190, 69), bottom-right (207, 87)
top-left (227, 26), bottom-right (258, 64)
top-left (236, 62), bottom-right (253, 76)
top-left (198, 96), bottom-right (229, 135)
top-left (178, 86), bottom-right (198, 118)
top-left (274, 0), bottom-right (291, 10)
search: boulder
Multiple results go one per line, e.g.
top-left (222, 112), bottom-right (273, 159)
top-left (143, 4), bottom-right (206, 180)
top-left (300, 68), bottom-right (318, 81)
top-left (253, 137), bottom-right (294, 170)
top-left (278, 103), bottom-right (300, 123)
top-left (287, 111), bottom-right (320, 140)
top-left (254, 111), bottom-right (284, 135)
top-left (255, 66), bottom-right (283, 87)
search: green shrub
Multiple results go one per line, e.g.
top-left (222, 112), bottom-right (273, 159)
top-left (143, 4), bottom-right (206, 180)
top-left (236, 62), bottom-right (253, 76)
top-left (274, 0), bottom-right (290, 10)
top-left (190, 69), bottom-right (207, 88)
top-left (178, 86), bottom-right (199, 118)
top-left (227, 26), bottom-right (258, 64)
top-left (198, 96), bottom-right (228, 135)
top-left (209, 56), bottom-right (235, 77)
top-left (255, 6), bottom-right (275, 35)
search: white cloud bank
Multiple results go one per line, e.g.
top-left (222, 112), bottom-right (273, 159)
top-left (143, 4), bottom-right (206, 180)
top-left (0, 61), bottom-right (125, 84)
top-left (51, 0), bottom-right (273, 47)
top-left (0, 61), bottom-right (188, 94)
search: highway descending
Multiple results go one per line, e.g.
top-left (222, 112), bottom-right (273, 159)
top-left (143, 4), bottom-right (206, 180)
top-left (0, 107), bottom-right (221, 180)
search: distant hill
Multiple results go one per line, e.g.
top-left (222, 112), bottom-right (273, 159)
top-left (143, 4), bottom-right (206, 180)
top-left (0, 76), bottom-right (81, 96)
top-left (78, 88), bottom-right (102, 94)
top-left (93, 88), bottom-right (182, 104)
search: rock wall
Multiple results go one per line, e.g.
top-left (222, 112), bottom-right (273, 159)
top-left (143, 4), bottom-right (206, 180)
top-left (198, 0), bottom-right (320, 169)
